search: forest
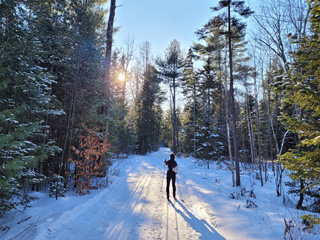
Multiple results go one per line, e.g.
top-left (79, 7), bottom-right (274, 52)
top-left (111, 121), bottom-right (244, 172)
top-left (0, 0), bottom-right (319, 225)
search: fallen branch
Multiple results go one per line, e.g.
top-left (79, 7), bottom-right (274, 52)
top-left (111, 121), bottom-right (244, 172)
top-left (17, 216), bottom-right (31, 225)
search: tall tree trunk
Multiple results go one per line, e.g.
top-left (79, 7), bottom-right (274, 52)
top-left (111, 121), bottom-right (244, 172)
top-left (225, 77), bottom-right (235, 187)
top-left (60, 72), bottom-right (77, 176)
top-left (240, 116), bottom-right (247, 164)
top-left (264, 85), bottom-right (275, 174)
top-left (244, 81), bottom-right (256, 165)
top-left (172, 78), bottom-right (177, 153)
top-left (253, 69), bottom-right (263, 186)
top-left (228, 3), bottom-right (241, 186)
top-left (227, 116), bottom-right (235, 187)
top-left (101, 0), bottom-right (116, 180)
top-left (193, 76), bottom-right (197, 154)
top-left (223, 34), bottom-right (235, 187)
top-left (247, 97), bottom-right (255, 164)
top-left (296, 109), bottom-right (304, 208)
top-left (104, 0), bottom-right (116, 137)
top-left (276, 130), bottom-right (289, 197)
top-left (296, 178), bottom-right (304, 209)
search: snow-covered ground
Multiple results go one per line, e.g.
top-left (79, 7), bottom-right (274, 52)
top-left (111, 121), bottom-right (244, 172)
top-left (1, 147), bottom-right (319, 240)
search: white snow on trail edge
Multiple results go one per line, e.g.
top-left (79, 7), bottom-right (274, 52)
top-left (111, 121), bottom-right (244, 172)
top-left (1, 148), bottom-right (319, 240)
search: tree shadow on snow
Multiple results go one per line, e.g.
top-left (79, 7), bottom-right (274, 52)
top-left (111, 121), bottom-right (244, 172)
top-left (171, 199), bottom-right (225, 240)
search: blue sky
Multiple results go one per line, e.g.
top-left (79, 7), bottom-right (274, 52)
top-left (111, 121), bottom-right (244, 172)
top-left (113, 0), bottom-right (215, 56)
top-left (110, 0), bottom-right (257, 109)
top-left (113, 0), bottom-right (257, 57)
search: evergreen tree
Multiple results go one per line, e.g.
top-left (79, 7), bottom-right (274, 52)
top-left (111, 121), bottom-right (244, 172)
top-left (108, 50), bottom-right (134, 157)
top-left (0, 0), bottom-right (62, 215)
top-left (211, 0), bottom-right (253, 186)
top-left (195, 108), bottom-right (223, 167)
top-left (31, 0), bottom-right (107, 178)
top-left (194, 22), bottom-right (226, 133)
top-left (280, 0), bottom-right (320, 215)
top-left (181, 48), bottom-right (201, 154)
top-left (0, 0), bottom-right (109, 214)
top-left (160, 110), bottom-right (173, 148)
top-left (157, 40), bottom-right (184, 153)
top-left (136, 65), bottom-right (164, 154)
top-left (194, 57), bottom-right (224, 162)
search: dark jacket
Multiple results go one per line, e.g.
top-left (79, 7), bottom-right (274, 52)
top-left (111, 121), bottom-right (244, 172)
top-left (165, 159), bottom-right (177, 172)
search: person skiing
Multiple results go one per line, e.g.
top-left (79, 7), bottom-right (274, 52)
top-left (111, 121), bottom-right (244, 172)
top-left (164, 153), bottom-right (178, 200)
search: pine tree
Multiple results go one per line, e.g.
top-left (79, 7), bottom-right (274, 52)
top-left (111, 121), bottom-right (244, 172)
top-left (160, 110), bottom-right (173, 148)
top-left (280, 0), bottom-right (320, 215)
top-left (181, 48), bottom-right (200, 154)
top-left (136, 65), bottom-right (164, 154)
top-left (211, 0), bottom-right (253, 186)
top-left (31, 0), bottom-right (108, 179)
top-left (157, 40), bottom-right (184, 153)
top-left (0, 0), bottom-right (62, 215)
top-left (194, 57), bottom-right (224, 162)
top-left (108, 50), bottom-right (134, 157)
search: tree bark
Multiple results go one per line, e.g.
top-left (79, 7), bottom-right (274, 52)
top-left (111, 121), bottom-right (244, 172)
top-left (193, 75), bottom-right (197, 154)
top-left (253, 68), bottom-right (264, 186)
top-left (228, 3), bottom-right (241, 186)
top-left (224, 35), bottom-right (235, 187)
top-left (244, 83), bottom-right (255, 165)
top-left (104, 0), bottom-right (116, 137)
top-left (172, 79), bottom-right (177, 153)
top-left (264, 84), bottom-right (275, 174)
top-left (296, 178), bottom-right (304, 209)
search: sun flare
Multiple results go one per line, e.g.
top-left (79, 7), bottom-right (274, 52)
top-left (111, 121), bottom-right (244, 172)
top-left (118, 73), bottom-right (126, 82)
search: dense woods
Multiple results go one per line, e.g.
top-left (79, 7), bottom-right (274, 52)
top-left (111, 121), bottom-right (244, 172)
top-left (0, 0), bottom-right (319, 225)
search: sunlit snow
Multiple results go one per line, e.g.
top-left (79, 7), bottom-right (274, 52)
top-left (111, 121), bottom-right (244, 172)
top-left (0, 148), bottom-right (319, 240)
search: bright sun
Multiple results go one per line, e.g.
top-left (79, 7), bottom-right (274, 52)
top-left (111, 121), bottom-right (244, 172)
top-left (118, 73), bottom-right (125, 82)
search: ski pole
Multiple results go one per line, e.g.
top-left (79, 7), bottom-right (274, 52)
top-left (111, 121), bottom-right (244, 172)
top-left (161, 159), bottom-right (166, 192)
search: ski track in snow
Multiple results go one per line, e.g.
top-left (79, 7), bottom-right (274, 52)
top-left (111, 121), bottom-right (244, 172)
top-left (17, 148), bottom-right (223, 240)
top-left (3, 147), bottom-right (319, 240)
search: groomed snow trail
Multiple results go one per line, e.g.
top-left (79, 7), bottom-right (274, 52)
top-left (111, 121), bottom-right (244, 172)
top-left (31, 148), bottom-right (225, 240)
top-left (3, 147), bottom-right (320, 240)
